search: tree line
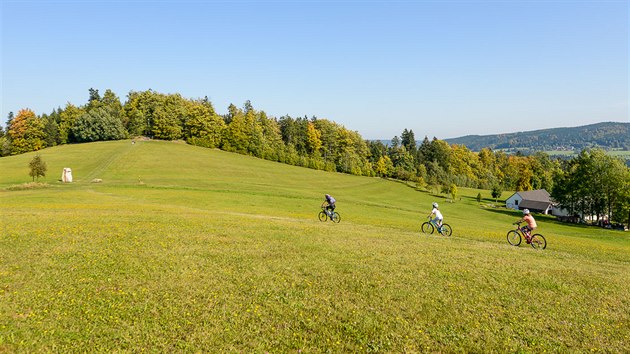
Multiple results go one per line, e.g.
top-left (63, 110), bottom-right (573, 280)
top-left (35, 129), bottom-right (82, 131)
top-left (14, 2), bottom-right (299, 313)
top-left (1, 88), bottom-right (628, 225)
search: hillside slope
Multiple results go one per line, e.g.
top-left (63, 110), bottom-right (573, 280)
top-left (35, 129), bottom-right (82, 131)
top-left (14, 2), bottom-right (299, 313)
top-left (1, 139), bottom-right (627, 252)
top-left (1, 140), bottom-right (628, 352)
top-left (445, 121), bottom-right (629, 151)
top-left (0, 140), bottom-right (444, 231)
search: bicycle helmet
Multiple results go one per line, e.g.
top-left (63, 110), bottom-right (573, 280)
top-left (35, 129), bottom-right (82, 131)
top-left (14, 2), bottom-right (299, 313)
top-left (432, 202), bottom-right (438, 208)
top-left (523, 209), bottom-right (530, 215)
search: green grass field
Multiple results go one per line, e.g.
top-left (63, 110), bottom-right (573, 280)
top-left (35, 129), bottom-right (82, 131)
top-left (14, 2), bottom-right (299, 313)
top-left (1, 140), bottom-right (629, 352)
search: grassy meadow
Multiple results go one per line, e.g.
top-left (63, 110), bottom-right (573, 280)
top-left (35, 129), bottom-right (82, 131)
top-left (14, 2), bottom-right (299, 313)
top-left (1, 140), bottom-right (629, 352)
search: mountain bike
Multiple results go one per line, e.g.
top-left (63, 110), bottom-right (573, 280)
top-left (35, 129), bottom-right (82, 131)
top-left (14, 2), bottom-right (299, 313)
top-left (507, 222), bottom-right (547, 249)
top-left (421, 217), bottom-right (452, 236)
top-left (318, 207), bottom-right (341, 223)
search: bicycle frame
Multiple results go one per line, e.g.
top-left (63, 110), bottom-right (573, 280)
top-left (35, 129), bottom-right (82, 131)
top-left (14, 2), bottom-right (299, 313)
top-left (514, 222), bottom-right (531, 242)
top-left (428, 218), bottom-right (442, 229)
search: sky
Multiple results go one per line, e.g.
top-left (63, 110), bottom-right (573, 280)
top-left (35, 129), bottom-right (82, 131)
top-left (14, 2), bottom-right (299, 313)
top-left (1, 0), bottom-right (628, 140)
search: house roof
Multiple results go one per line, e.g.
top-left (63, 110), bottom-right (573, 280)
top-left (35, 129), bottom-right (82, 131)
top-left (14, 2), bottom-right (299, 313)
top-left (519, 200), bottom-right (552, 211)
top-left (517, 189), bottom-right (550, 203)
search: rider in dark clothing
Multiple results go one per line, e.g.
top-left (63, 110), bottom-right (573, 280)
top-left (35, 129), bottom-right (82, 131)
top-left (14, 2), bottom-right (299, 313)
top-left (322, 194), bottom-right (336, 215)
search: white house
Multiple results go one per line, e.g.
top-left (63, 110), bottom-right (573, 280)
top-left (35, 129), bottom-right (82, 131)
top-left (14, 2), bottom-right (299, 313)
top-left (507, 190), bottom-right (596, 222)
top-left (505, 189), bottom-right (553, 214)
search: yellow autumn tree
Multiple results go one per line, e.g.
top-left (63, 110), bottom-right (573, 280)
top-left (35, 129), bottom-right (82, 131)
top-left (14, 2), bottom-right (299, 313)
top-left (305, 122), bottom-right (322, 156)
top-left (375, 155), bottom-right (394, 177)
top-left (8, 108), bottom-right (46, 155)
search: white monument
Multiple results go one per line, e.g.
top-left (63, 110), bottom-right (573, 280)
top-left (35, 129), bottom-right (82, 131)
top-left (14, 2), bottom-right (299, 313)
top-left (61, 168), bottom-right (73, 183)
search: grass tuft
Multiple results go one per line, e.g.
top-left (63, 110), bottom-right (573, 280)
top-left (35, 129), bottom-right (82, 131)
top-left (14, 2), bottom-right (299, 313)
top-left (4, 182), bottom-right (51, 191)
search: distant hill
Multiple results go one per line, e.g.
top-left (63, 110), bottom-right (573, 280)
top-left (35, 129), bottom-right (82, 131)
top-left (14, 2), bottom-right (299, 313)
top-left (444, 122), bottom-right (630, 152)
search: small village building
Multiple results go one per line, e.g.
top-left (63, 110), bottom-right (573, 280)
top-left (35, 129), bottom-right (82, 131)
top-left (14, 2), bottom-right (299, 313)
top-left (505, 189), bottom-right (553, 214)
top-left (503, 190), bottom-right (596, 223)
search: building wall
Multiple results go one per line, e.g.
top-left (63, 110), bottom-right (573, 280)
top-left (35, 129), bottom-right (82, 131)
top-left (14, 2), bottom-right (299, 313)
top-left (505, 193), bottom-right (522, 210)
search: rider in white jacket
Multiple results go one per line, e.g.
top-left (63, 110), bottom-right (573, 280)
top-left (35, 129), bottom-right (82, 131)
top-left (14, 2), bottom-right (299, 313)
top-left (428, 202), bottom-right (443, 229)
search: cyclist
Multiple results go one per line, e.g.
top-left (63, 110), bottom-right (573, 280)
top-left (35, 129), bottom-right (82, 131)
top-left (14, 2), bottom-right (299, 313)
top-left (322, 194), bottom-right (336, 217)
top-left (515, 209), bottom-right (537, 236)
top-left (428, 202), bottom-right (443, 231)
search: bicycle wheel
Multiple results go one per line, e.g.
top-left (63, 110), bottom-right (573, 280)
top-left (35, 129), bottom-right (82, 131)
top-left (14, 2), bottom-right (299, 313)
top-left (318, 211), bottom-right (327, 222)
top-left (440, 224), bottom-right (452, 236)
top-left (332, 212), bottom-right (341, 223)
top-left (530, 234), bottom-right (547, 250)
top-left (421, 222), bottom-right (434, 234)
top-left (507, 230), bottom-right (521, 246)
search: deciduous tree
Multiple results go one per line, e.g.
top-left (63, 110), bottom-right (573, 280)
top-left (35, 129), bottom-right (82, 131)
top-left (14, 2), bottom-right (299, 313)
top-left (28, 154), bottom-right (47, 181)
top-left (306, 122), bottom-right (322, 156)
top-left (72, 107), bottom-right (128, 142)
top-left (449, 183), bottom-right (458, 201)
top-left (223, 106), bottom-right (249, 154)
top-left (58, 104), bottom-right (84, 143)
top-left (552, 149), bottom-right (630, 224)
top-left (375, 155), bottom-right (393, 177)
top-left (184, 100), bottom-right (225, 148)
top-left (258, 112), bottom-right (284, 161)
top-left (491, 184), bottom-right (502, 202)
top-left (7, 109), bottom-right (46, 155)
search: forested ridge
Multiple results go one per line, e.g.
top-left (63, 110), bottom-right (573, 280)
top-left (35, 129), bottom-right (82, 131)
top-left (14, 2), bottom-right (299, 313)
top-left (445, 122), bottom-right (630, 152)
top-left (2, 88), bottom-right (629, 224)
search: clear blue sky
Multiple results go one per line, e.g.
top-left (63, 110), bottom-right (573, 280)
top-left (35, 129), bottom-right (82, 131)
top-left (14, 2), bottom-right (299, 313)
top-left (1, 0), bottom-right (628, 140)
